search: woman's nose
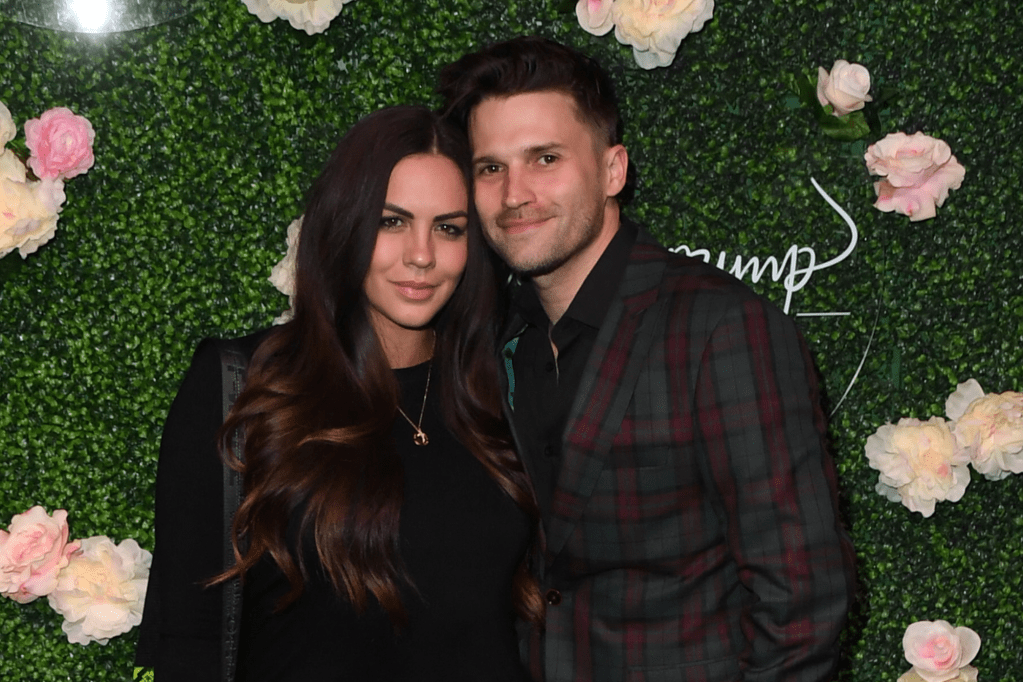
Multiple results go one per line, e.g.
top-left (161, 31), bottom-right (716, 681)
top-left (404, 228), bottom-right (435, 269)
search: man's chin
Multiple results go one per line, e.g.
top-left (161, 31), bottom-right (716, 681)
top-left (506, 252), bottom-right (569, 279)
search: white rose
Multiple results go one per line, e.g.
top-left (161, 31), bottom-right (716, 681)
top-left (865, 416), bottom-right (970, 517)
top-left (0, 101), bottom-right (15, 147)
top-left (269, 216), bottom-right (302, 324)
top-left (816, 59), bottom-right (872, 116)
top-left (613, 0), bottom-right (714, 69)
top-left (576, 0), bottom-right (615, 36)
top-left (946, 378), bottom-right (1023, 480)
top-left (47, 536), bottom-right (151, 645)
top-left (898, 667), bottom-right (978, 682)
top-left (0, 159), bottom-right (62, 259)
top-left (0, 147), bottom-right (26, 182)
top-left (242, 0), bottom-right (352, 35)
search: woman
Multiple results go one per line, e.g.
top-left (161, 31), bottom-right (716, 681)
top-left (136, 106), bottom-right (541, 681)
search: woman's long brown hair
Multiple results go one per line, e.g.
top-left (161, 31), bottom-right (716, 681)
top-left (210, 106), bottom-right (543, 629)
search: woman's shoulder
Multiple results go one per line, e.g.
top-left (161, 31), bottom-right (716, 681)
top-left (167, 327), bottom-right (277, 413)
top-left (193, 327), bottom-right (276, 365)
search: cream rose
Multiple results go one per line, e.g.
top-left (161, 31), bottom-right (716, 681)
top-left (576, 0), bottom-right (615, 36)
top-left (1, 150), bottom-right (63, 259)
top-left (47, 535), bottom-right (151, 645)
top-left (613, 0), bottom-right (714, 69)
top-left (0, 506), bottom-right (80, 604)
top-left (269, 216), bottom-right (302, 324)
top-left (865, 416), bottom-right (970, 517)
top-left (903, 620), bottom-right (981, 682)
top-left (864, 132), bottom-right (965, 221)
top-left (242, 0), bottom-right (352, 35)
top-left (946, 379), bottom-right (1023, 480)
top-left (0, 101), bottom-right (15, 147)
top-left (816, 59), bottom-right (872, 116)
top-left (898, 667), bottom-right (978, 682)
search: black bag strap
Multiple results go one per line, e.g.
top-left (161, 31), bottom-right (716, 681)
top-left (218, 342), bottom-right (247, 682)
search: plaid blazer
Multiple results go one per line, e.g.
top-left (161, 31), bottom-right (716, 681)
top-left (501, 227), bottom-right (855, 682)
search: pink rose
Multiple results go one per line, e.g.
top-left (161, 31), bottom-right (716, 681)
top-left (816, 59), bottom-right (872, 116)
top-left (0, 506), bottom-right (81, 603)
top-left (903, 620), bottom-right (981, 682)
top-left (576, 0), bottom-right (615, 36)
top-left (864, 132), bottom-right (965, 222)
top-left (24, 107), bottom-right (95, 180)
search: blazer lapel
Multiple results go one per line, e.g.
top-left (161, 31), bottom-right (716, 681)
top-left (544, 235), bottom-right (670, 564)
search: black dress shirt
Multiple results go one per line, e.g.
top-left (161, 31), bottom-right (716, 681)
top-left (509, 222), bottom-right (637, 523)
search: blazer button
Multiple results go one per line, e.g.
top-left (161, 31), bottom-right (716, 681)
top-left (545, 589), bottom-right (562, 606)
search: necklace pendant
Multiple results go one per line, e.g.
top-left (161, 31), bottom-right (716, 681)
top-left (413, 430), bottom-right (429, 446)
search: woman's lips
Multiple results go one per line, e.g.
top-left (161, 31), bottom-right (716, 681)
top-left (393, 281), bottom-right (436, 300)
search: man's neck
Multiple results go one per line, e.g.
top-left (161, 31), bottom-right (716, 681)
top-left (532, 206), bottom-right (620, 325)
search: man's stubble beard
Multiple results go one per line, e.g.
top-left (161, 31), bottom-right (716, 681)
top-left (487, 192), bottom-right (605, 279)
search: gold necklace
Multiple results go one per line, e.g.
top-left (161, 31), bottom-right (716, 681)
top-left (396, 357), bottom-right (432, 446)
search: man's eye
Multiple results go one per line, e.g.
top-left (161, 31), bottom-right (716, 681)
top-left (477, 164), bottom-right (501, 176)
top-left (539, 154), bottom-right (558, 165)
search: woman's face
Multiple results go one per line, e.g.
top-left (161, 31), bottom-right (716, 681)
top-left (364, 153), bottom-right (469, 351)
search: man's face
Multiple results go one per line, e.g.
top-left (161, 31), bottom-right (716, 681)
top-left (468, 91), bottom-right (625, 279)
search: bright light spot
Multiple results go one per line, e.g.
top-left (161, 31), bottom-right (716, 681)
top-left (71, 0), bottom-right (110, 31)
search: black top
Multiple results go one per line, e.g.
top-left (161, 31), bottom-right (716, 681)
top-left (138, 334), bottom-right (531, 682)
top-left (508, 222), bottom-right (637, 522)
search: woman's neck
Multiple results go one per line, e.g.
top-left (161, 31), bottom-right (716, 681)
top-left (377, 327), bottom-right (435, 369)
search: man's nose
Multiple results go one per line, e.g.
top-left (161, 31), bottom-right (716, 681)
top-left (502, 166), bottom-right (534, 209)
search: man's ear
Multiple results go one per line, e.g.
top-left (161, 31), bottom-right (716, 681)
top-left (604, 144), bottom-right (628, 197)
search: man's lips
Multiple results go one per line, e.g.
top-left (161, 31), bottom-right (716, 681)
top-left (392, 281), bottom-right (436, 300)
top-left (496, 214), bottom-right (553, 234)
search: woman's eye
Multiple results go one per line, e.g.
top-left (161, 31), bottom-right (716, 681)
top-left (380, 216), bottom-right (403, 229)
top-left (437, 223), bottom-right (466, 238)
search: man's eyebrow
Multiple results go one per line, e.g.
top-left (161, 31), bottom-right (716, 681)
top-left (472, 154), bottom-right (502, 167)
top-left (525, 142), bottom-right (565, 156)
top-left (472, 142), bottom-right (565, 166)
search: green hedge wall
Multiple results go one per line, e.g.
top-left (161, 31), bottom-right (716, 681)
top-left (1, 0), bottom-right (1020, 679)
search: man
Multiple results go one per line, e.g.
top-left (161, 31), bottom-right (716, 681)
top-left (439, 37), bottom-right (855, 682)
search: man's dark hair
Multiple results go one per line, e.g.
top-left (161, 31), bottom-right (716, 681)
top-left (439, 36), bottom-right (634, 203)
top-left (438, 35), bottom-right (625, 148)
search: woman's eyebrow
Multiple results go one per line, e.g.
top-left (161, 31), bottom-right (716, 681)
top-left (384, 204), bottom-right (468, 222)
top-left (434, 210), bottom-right (468, 221)
top-left (383, 203), bottom-right (413, 218)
